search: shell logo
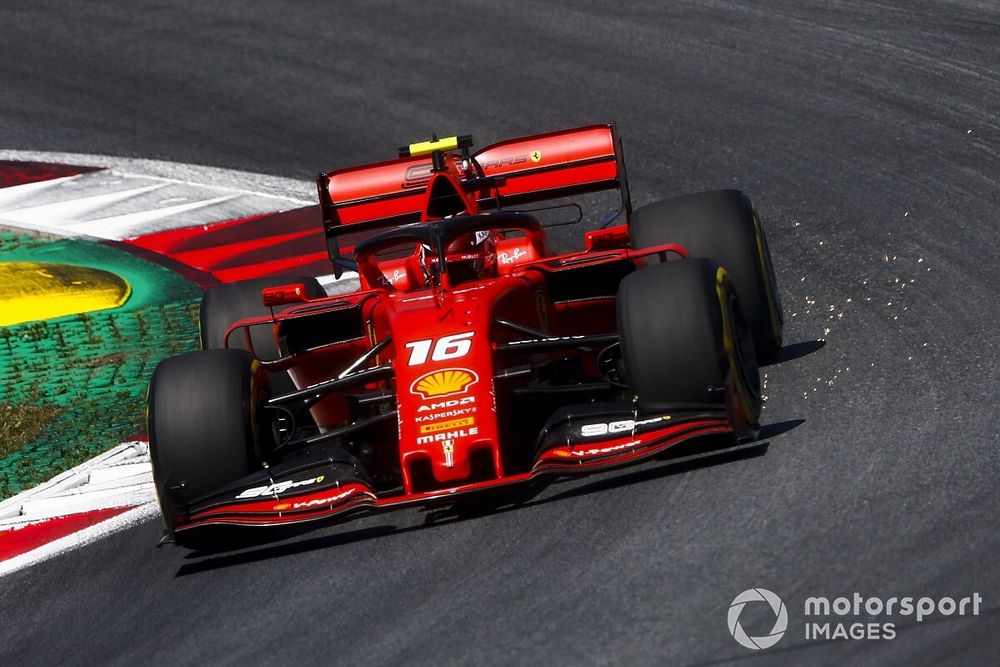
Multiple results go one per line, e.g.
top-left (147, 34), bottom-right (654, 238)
top-left (410, 368), bottom-right (478, 399)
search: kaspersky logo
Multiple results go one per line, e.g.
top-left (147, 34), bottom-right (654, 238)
top-left (728, 588), bottom-right (788, 650)
top-left (410, 368), bottom-right (478, 399)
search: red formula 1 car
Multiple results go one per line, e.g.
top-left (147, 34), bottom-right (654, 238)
top-left (147, 124), bottom-right (783, 548)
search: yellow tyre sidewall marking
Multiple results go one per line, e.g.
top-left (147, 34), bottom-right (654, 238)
top-left (0, 261), bottom-right (132, 326)
top-left (715, 266), bottom-right (758, 425)
top-left (250, 357), bottom-right (267, 461)
top-left (751, 206), bottom-right (783, 346)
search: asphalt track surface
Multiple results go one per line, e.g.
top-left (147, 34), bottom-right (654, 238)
top-left (2, 2), bottom-right (999, 664)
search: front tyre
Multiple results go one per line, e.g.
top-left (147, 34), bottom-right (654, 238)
top-left (147, 349), bottom-right (272, 546)
top-left (617, 259), bottom-right (761, 426)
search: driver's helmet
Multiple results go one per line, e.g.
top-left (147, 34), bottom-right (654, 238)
top-left (448, 229), bottom-right (498, 280)
top-left (423, 230), bottom-right (498, 284)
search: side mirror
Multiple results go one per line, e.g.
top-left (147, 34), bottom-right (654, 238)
top-left (261, 283), bottom-right (311, 308)
top-left (584, 224), bottom-right (629, 251)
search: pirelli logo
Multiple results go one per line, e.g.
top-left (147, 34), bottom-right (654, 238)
top-left (419, 417), bottom-right (475, 434)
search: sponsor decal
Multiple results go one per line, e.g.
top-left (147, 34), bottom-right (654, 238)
top-left (273, 487), bottom-right (359, 511)
top-left (402, 163), bottom-right (434, 189)
top-left (551, 439), bottom-right (641, 458)
top-left (416, 396), bottom-right (476, 412)
top-left (580, 416), bottom-right (668, 437)
top-left (505, 334), bottom-right (585, 347)
top-left (411, 368), bottom-right (478, 399)
top-left (530, 150), bottom-right (542, 163)
top-left (481, 154), bottom-right (528, 170)
top-left (498, 247), bottom-right (528, 265)
top-left (416, 427), bottom-right (479, 445)
top-left (236, 475), bottom-right (325, 499)
top-left (415, 406), bottom-right (476, 423)
top-left (419, 417), bottom-right (475, 434)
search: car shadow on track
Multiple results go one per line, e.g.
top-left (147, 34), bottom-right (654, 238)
top-left (762, 339), bottom-right (825, 366)
top-left (174, 419), bottom-right (804, 577)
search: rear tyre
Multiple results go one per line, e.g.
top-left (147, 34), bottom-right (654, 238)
top-left (629, 189), bottom-right (783, 360)
top-left (148, 349), bottom-right (272, 548)
top-left (199, 275), bottom-right (324, 394)
top-left (200, 275), bottom-right (325, 355)
top-left (617, 259), bottom-right (760, 424)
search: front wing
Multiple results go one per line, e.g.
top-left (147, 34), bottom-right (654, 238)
top-left (170, 406), bottom-right (745, 537)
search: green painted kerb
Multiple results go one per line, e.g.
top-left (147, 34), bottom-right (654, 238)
top-left (0, 232), bottom-right (203, 498)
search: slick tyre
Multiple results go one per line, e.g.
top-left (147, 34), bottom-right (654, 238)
top-left (629, 189), bottom-right (783, 360)
top-left (617, 259), bottom-right (761, 424)
top-left (148, 349), bottom-right (272, 546)
top-left (199, 275), bottom-right (324, 393)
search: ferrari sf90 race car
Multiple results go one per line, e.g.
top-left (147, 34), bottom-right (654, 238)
top-left (147, 124), bottom-right (783, 548)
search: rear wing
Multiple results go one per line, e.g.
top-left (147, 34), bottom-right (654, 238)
top-left (316, 123), bottom-right (632, 272)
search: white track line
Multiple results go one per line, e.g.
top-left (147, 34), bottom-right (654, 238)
top-left (0, 150), bottom-right (315, 202)
top-left (2, 183), bottom-right (167, 225)
top-left (0, 503), bottom-right (161, 577)
top-left (0, 174), bottom-right (84, 206)
top-left (0, 150), bottom-right (316, 241)
top-left (67, 194), bottom-right (241, 239)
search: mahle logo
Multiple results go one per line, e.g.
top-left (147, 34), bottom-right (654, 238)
top-left (728, 588), bottom-right (788, 650)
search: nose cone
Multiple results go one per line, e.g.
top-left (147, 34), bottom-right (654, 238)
top-left (390, 292), bottom-right (501, 492)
